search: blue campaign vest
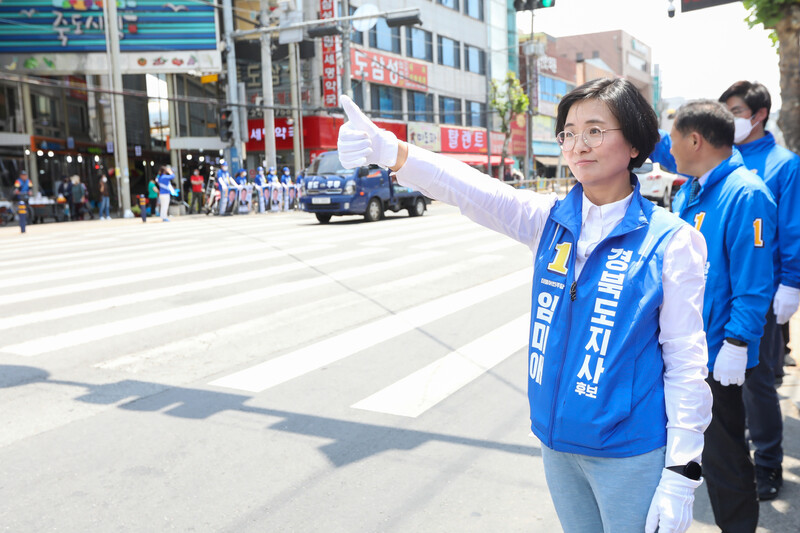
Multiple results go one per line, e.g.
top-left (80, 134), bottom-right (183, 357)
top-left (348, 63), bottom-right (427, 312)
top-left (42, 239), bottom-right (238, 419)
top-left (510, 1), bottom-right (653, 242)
top-left (528, 178), bottom-right (685, 458)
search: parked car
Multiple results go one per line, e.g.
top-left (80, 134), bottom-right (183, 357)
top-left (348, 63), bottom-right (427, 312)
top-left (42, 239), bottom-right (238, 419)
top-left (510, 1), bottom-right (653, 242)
top-left (634, 159), bottom-right (681, 210)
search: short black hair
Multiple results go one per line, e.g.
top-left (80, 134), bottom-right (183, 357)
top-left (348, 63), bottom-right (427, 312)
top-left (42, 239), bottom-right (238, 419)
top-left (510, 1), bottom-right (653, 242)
top-left (555, 78), bottom-right (658, 170)
top-left (719, 80), bottom-right (771, 125)
top-left (673, 100), bottom-right (734, 149)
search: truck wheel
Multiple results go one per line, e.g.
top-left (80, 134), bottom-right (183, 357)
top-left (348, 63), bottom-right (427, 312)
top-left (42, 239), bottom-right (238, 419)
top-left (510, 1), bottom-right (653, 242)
top-left (408, 197), bottom-right (425, 217)
top-left (364, 198), bottom-right (383, 222)
top-left (316, 213), bottom-right (332, 224)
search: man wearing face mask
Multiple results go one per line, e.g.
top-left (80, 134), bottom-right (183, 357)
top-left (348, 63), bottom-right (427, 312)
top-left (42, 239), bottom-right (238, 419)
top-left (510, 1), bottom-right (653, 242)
top-left (720, 81), bottom-right (800, 501)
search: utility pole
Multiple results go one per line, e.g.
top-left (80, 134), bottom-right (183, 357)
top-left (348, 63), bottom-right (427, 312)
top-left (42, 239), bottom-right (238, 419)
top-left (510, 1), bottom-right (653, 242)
top-left (525, 10), bottom-right (534, 180)
top-left (289, 41), bottom-right (302, 174)
top-left (222, 0), bottom-right (242, 171)
top-left (260, 0), bottom-right (276, 168)
top-left (340, 0), bottom-right (352, 98)
top-left (103, 0), bottom-right (133, 217)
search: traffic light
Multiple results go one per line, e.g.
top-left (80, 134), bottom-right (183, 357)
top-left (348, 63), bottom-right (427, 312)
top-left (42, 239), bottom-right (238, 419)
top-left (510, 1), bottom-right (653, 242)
top-left (219, 107), bottom-right (233, 143)
top-left (514, 0), bottom-right (555, 11)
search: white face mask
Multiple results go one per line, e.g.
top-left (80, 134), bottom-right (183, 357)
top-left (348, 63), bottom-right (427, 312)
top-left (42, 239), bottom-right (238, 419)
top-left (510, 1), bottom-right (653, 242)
top-left (733, 116), bottom-right (757, 143)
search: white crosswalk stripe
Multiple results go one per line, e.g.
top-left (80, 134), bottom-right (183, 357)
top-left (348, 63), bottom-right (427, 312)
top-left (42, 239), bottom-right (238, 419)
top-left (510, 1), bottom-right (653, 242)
top-left (2, 207), bottom-right (533, 422)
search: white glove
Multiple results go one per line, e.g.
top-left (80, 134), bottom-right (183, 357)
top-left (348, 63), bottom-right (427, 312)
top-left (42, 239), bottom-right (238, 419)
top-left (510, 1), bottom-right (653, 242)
top-left (773, 283), bottom-right (800, 325)
top-left (712, 340), bottom-right (747, 386)
top-left (645, 468), bottom-right (702, 533)
top-left (337, 94), bottom-right (399, 169)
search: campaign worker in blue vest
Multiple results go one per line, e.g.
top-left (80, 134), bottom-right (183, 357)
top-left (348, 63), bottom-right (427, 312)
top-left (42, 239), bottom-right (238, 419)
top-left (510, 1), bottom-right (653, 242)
top-left (720, 81), bottom-right (800, 501)
top-left (669, 100), bottom-right (776, 533)
top-left (156, 165), bottom-right (176, 222)
top-left (337, 79), bottom-right (713, 533)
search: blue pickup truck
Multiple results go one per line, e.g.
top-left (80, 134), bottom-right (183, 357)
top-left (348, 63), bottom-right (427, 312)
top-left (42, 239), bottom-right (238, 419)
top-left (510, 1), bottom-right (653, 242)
top-left (298, 150), bottom-right (428, 223)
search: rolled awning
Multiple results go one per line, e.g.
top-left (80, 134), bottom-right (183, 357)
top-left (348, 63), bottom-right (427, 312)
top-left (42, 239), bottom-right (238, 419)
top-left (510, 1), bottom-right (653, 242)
top-left (442, 153), bottom-right (515, 166)
top-left (533, 156), bottom-right (561, 166)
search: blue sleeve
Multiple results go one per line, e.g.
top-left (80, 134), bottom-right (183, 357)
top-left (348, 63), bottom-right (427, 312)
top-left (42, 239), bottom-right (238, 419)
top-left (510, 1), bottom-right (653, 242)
top-left (724, 187), bottom-right (776, 343)
top-left (777, 158), bottom-right (800, 288)
top-left (649, 129), bottom-right (678, 174)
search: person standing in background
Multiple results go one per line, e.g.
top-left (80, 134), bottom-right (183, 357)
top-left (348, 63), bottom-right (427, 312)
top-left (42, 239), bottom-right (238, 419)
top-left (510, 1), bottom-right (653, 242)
top-left (156, 165), bottom-right (175, 222)
top-left (719, 80), bottom-right (800, 501)
top-left (147, 177), bottom-right (159, 216)
top-left (189, 169), bottom-right (205, 214)
top-left (98, 174), bottom-right (112, 220)
top-left (669, 100), bottom-right (776, 532)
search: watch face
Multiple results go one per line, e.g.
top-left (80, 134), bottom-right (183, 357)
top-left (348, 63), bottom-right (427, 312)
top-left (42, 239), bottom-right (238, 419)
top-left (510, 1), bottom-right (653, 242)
top-left (686, 461), bottom-right (702, 480)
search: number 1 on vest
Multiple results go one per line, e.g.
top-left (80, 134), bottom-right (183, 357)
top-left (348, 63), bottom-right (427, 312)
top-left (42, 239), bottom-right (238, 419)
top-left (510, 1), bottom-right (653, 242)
top-left (547, 242), bottom-right (572, 275)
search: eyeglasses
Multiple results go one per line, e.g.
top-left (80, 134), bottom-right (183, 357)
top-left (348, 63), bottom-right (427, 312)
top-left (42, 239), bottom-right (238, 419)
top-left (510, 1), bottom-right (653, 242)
top-left (556, 127), bottom-right (622, 151)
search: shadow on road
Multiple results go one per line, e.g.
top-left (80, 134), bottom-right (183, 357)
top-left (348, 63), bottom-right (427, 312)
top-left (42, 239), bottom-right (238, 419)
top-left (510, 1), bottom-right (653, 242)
top-left (0, 364), bottom-right (538, 467)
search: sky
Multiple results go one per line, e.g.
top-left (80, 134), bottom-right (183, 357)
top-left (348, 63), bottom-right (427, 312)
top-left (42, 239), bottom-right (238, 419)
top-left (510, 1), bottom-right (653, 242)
top-left (517, 0), bottom-right (782, 110)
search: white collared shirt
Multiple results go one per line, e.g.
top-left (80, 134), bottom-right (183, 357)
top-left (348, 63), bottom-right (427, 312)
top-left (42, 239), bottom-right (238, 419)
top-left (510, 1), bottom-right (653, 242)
top-left (575, 192), bottom-right (633, 278)
top-left (396, 144), bottom-right (712, 467)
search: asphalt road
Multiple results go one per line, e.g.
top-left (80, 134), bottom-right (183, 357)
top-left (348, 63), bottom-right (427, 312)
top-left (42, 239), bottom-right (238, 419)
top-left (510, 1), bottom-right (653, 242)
top-left (1, 203), bottom-right (797, 532)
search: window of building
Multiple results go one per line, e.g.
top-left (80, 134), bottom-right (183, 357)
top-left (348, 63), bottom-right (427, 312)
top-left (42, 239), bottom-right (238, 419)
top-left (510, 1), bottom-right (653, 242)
top-left (369, 19), bottom-right (401, 54)
top-left (344, 3), bottom-right (364, 45)
top-left (439, 96), bottom-right (462, 125)
top-left (438, 0), bottom-right (459, 11)
top-left (370, 85), bottom-right (402, 120)
top-left (464, 45), bottom-right (486, 75)
top-left (407, 91), bottom-right (434, 122)
top-left (576, 52), bottom-right (583, 61)
top-left (464, 0), bottom-right (483, 20)
top-left (465, 100), bottom-right (485, 128)
top-left (627, 53), bottom-right (647, 72)
top-left (539, 76), bottom-right (575, 104)
top-left (406, 27), bottom-right (433, 62)
top-left (438, 36), bottom-right (461, 69)
top-left (592, 50), bottom-right (599, 59)
top-left (67, 103), bottom-right (87, 133)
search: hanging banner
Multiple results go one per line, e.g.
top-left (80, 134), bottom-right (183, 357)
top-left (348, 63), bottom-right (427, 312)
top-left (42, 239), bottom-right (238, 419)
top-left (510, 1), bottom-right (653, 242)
top-left (351, 47), bottom-right (428, 91)
top-left (320, 0), bottom-right (339, 108)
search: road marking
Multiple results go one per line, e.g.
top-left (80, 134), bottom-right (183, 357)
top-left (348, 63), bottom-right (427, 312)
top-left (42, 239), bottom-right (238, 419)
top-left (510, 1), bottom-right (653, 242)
top-left (467, 239), bottom-right (527, 254)
top-left (96, 255), bottom-right (498, 373)
top-left (0, 251), bottom-right (440, 356)
top-left (208, 268), bottom-right (531, 392)
top-left (1, 243), bottom-right (331, 305)
top-left (409, 229), bottom-right (498, 250)
top-left (0, 247), bottom-right (404, 331)
top-left (352, 314), bottom-right (529, 417)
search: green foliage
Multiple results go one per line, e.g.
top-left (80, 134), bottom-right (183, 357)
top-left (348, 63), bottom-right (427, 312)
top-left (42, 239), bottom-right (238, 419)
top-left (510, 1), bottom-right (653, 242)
top-left (489, 71), bottom-right (529, 134)
top-left (743, 0), bottom-right (800, 45)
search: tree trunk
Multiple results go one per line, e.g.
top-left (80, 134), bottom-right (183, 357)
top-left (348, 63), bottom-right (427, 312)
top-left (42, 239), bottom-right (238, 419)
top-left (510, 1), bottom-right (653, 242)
top-left (500, 133), bottom-right (512, 182)
top-left (776, 5), bottom-right (800, 153)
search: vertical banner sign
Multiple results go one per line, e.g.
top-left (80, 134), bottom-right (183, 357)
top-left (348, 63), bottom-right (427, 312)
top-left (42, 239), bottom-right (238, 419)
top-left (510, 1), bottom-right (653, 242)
top-left (320, 0), bottom-right (338, 107)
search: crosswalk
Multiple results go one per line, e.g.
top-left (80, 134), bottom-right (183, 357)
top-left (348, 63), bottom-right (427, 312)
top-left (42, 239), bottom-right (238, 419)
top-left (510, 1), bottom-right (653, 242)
top-left (1, 205), bottom-right (534, 423)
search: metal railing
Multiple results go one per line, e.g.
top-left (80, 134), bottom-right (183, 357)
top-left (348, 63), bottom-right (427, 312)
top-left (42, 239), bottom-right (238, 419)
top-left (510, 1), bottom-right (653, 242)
top-left (510, 177), bottom-right (578, 195)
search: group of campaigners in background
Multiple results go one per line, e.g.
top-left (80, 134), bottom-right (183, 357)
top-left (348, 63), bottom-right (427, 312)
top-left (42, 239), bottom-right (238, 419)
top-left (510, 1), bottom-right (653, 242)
top-left (334, 75), bottom-right (799, 533)
top-left (146, 164), bottom-right (300, 221)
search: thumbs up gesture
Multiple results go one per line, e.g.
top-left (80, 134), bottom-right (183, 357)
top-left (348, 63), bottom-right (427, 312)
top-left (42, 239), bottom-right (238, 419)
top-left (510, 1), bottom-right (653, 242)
top-left (337, 94), bottom-right (399, 169)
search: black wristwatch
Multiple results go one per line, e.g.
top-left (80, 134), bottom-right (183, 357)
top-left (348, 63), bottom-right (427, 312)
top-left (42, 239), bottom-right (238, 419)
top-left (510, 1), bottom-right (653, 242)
top-left (725, 337), bottom-right (748, 348)
top-left (667, 461), bottom-right (702, 481)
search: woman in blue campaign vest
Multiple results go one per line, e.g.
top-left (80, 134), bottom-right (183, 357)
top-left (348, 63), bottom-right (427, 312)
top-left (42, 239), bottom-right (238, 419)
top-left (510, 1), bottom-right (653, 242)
top-left (336, 78), bottom-right (712, 533)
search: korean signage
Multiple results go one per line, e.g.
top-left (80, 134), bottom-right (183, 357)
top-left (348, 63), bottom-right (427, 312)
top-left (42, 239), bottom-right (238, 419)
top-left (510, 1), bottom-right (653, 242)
top-left (408, 123), bottom-right (440, 152)
top-left (320, 0), bottom-right (339, 108)
top-left (0, 1), bottom-right (217, 53)
top-left (246, 116), bottom-right (407, 154)
top-left (0, 0), bottom-right (221, 74)
top-left (440, 126), bottom-right (488, 154)
top-left (351, 47), bottom-right (428, 91)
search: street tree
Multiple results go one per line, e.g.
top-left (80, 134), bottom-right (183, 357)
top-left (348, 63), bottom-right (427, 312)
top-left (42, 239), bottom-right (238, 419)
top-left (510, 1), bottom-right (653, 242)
top-left (489, 71), bottom-right (529, 182)
top-left (743, 0), bottom-right (800, 152)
